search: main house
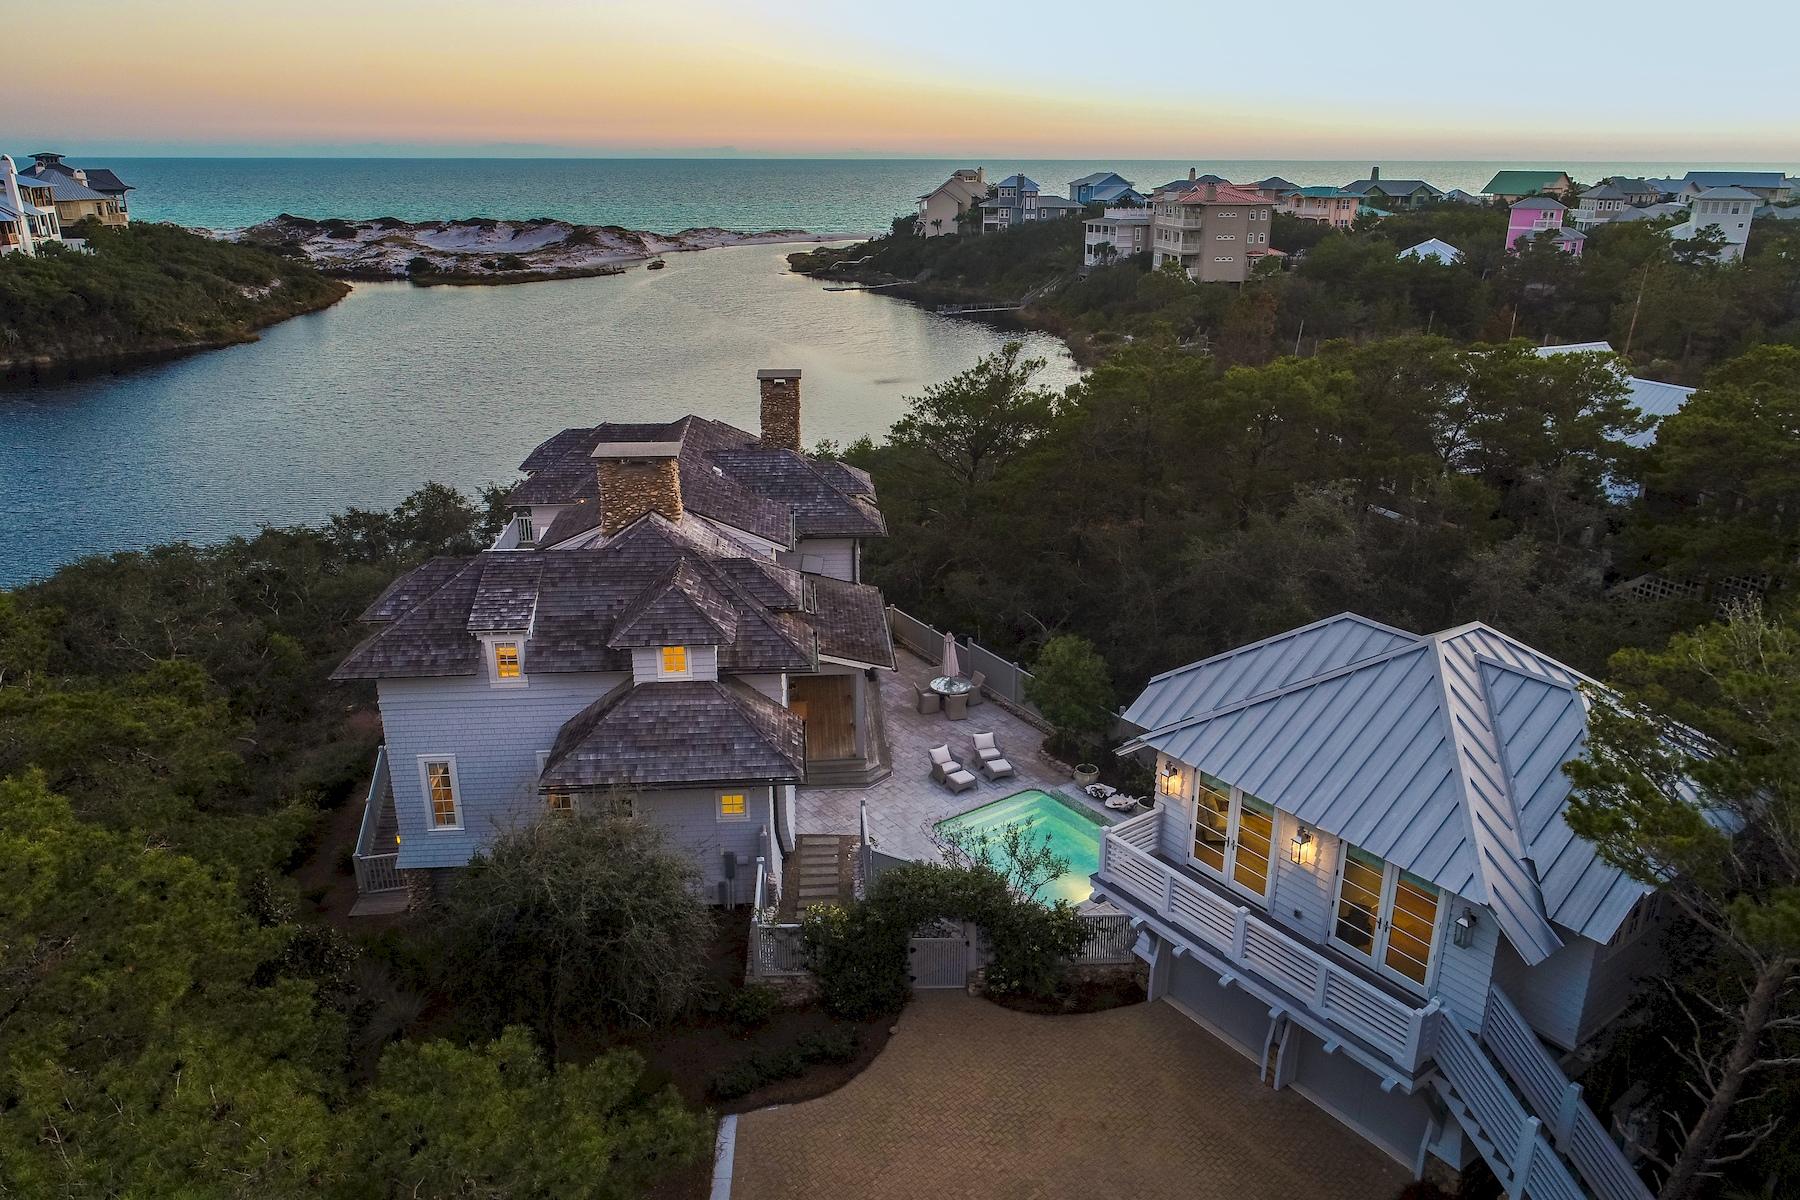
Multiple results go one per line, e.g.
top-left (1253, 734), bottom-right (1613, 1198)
top-left (1150, 182), bottom-right (1274, 283)
top-left (1102, 615), bottom-right (1662, 1196)
top-left (335, 370), bottom-right (895, 908)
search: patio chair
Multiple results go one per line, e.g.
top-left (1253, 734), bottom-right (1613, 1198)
top-left (944, 692), bottom-right (969, 721)
top-left (967, 670), bottom-right (987, 706)
top-left (971, 731), bottom-right (1004, 763)
top-left (979, 755), bottom-right (1015, 782)
top-left (929, 744), bottom-right (977, 793)
top-left (914, 683), bottom-right (941, 714)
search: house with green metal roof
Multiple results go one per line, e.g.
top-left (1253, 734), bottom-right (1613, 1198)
top-left (1482, 170), bottom-right (1574, 204)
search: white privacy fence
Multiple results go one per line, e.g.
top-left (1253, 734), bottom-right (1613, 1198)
top-left (887, 606), bottom-right (1045, 719)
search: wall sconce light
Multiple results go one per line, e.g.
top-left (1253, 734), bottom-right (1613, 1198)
top-left (1289, 827), bottom-right (1316, 867)
top-left (1453, 908), bottom-right (1478, 948)
top-left (1159, 762), bottom-right (1181, 794)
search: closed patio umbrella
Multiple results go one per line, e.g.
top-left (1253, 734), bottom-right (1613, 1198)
top-left (941, 630), bottom-right (960, 679)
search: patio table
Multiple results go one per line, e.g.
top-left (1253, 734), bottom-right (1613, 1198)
top-left (929, 675), bottom-right (974, 698)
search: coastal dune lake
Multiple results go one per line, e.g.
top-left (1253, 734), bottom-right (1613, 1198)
top-left (0, 244), bottom-right (1077, 586)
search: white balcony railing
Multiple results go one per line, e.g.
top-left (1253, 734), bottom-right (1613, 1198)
top-left (1096, 808), bottom-right (1437, 1074)
top-left (351, 746), bottom-right (403, 895)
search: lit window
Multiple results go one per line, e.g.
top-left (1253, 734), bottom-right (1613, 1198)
top-left (424, 759), bottom-right (459, 828)
top-left (661, 646), bottom-right (688, 674)
top-left (718, 792), bottom-right (747, 819)
top-left (494, 643), bottom-right (522, 679)
top-left (547, 790), bottom-right (573, 814)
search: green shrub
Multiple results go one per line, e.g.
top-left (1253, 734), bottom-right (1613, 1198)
top-left (720, 982), bottom-right (781, 1029)
top-left (707, 1027), bottom-right (861, 1099)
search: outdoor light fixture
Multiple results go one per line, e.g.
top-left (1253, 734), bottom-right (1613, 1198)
top-left (1290, 827), bottom-right (1316, 867)
top-left (1454, 908), bottom-right (1478, 948)
top-left (1159, 761), bottom-right (1181, 794)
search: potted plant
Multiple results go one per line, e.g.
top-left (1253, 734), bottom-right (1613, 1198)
top-left (1073, 762), bottom-right (1100, 786)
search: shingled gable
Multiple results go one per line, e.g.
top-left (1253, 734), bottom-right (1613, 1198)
top-left (331, 513), bottom-right (817, 681)
top-left (358, 557), bottom-right (471, 623)
top-left (606, 559), bottom-right (740, 648)
top-left (540, 680), bottom-right (806, 788)
top-left (510, 414), bottom-right (882, 545)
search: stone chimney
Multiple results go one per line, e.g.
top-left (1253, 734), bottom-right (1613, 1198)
top-left (1370, 165), bottom-right (1380, 181)
top-left (1205, 183), bottom-right (1218, 202)
top-left (976, 166), bottom-right (986, 186)
top-left (1188, 167), bottom-right (1197, 182)
top-left (757, 368), bottom-right (802, 452)
top-left (591, 439), bottom-right (684, 536)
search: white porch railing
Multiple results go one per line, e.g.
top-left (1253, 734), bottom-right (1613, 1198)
top-left (351, 746), bottom-right (403, 895)
top-left (1482, 987), bottom-right (1653, 1200)
top-left (1096, 808), bottom-right (1436, 1073)
top-left (1433, 1012), bottom-right (1584, 1200)
top-left (749, 855), bottom-right (807, 978)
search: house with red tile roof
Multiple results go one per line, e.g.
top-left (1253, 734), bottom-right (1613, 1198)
top-left (1150, 181), bottom-right (1275, 282)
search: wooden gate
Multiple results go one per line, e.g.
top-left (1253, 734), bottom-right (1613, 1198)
top-left (907, 919), bottom-right (972, 990)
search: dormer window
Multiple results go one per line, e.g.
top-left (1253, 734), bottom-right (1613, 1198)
top-left (484, 637), bottom-right (528, 687)
top-left (661, 646), bottom-right (688, 675)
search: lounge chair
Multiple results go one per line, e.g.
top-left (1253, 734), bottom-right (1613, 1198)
top-left (915, 684), bottom-right (941, 715)
top-left (972, 731), bottom-right (1004, 763)
top-left (930, 744), bottom-right (977, 793)
top-left (945, 692), bottom-right (969, 721)
top-left (967, 670), bottom-right (987, 706)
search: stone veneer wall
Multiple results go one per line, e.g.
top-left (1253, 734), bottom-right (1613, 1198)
top-left (597, 457), bottom-right (684, 535)
top-left (758, 376), bottom-right (801, 452)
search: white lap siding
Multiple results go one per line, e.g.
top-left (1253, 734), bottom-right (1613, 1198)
top-left (1491, 937), bottom-right (1594, 1051)
top-left (638, 785), bottom-right (776, 906)
top-left (380, 671), bottom-right (625, 869)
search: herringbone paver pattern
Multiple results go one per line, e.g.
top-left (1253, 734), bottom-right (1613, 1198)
top-left (731, 994), bottom-right (1408, 1200)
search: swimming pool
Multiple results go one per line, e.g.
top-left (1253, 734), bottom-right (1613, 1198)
top-left (933, 789), bottom-right (1105, 905)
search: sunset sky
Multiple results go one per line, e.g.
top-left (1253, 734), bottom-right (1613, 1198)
top-left (8, 0), bottom-right (1797, 160)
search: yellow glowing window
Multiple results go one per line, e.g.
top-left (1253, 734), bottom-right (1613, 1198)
top-left (718, 792), bottom-right (746, 818)
top-left (425, 760), bottom-right (458, 827)
top-left (494, 643), bottom-right (522, 679)
top-left (547, 791), bottom-right (573, 814)
top-left (661, 646), bottom-right (688, 674)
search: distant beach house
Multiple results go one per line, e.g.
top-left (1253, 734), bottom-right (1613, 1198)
top-left (1067, 171), bottom-right (1139, 205)
top-left (1505, 197), bottom-right (1584, 256)
top-left (1571, 182), bottom-right (1636, 230)
top-left (1481, 169), bottom-right (1574, 204)
top-left (1399, 237), bottom-right (1463, 265)
top-left (1677, 170), bottom-right (1789, 205)
top-left (1443, 188), bottom-right (1484, 205)
top-left (915, 167), bottom-right (987, 236)
top-left (1106, 614), bottom-right (1672, 1189)
top-left (335, 370), bottom-right (896, 912)
top-left (1, 156), bottom-right (64, 256)
top-left (1673, 186), bottom-right (1758, 262)
top-left (1083, 207), bottom-right (1151, 265)
top-left (16, 151), bottom-right (132, 228)
top-left (1342, 168), bottom-right (1444, 211)
top-left (978, 174), bottom-right (1081, 231)
top-left (1151, 182), bottom-right (1274, 283)
top-left (1249, 176), bottom-right (1299, 202)
top-left (1279, 186), bottom-right (1359, 228)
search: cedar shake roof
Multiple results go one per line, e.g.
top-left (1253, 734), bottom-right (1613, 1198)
top-left (607, 559), bottom-right (740, 648)
top-left (808, 574), bottom-right (896, 669)
top-left (510, 415), bottom-right (883, 544)
top-left (541, 680), bottom-right (806, 788)
top-left (332, 514), bottom-right (818, 680)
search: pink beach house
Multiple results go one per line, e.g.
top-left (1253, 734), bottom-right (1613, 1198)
top-left (1505, 197), bottom-right (1584, 257)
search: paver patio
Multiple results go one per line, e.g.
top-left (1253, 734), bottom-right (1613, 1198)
top-left (730, 992), bottom-right (1410, 1200)
top-left (797, 649), bottom-right (1109, 863)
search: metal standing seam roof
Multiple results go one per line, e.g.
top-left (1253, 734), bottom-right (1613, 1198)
top-left (1533, 342), bottom-right (1696, 447)
top-left (1683, 170), bottom-right (1784, 189)
top-left (1120, 614), bottom-right (1653, 961)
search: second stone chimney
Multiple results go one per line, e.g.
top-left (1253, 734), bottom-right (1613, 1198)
top-left (757, 368), bottom-right (802, 452)
top-left (1370, 165), bottom-right (1381, 181)
top-left (591, 438), bottom-right (684, 536)
top-left (1188, 167), bottom-right (1197, 182)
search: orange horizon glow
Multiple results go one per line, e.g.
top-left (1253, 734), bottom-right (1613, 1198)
top-left (7, 1), bottom-right (1798, 162)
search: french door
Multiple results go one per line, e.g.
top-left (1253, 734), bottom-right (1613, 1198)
top-left (1331, 846), bottom-right (1442, 990)
top-left (1190, 773), bottom-right (1275, 903)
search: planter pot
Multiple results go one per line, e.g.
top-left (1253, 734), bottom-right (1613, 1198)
top-left (1073, 764), bottom-right (1100, 786)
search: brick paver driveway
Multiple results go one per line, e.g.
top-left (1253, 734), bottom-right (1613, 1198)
top-left (730, 993), bottom-right (1408, 1200)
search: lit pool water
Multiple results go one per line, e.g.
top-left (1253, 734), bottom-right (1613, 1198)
top-left (934, 789), bottom-right (1105, 905)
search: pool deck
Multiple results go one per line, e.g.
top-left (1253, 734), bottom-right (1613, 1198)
top-left (796, 649), bottom-right (1120, 865)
